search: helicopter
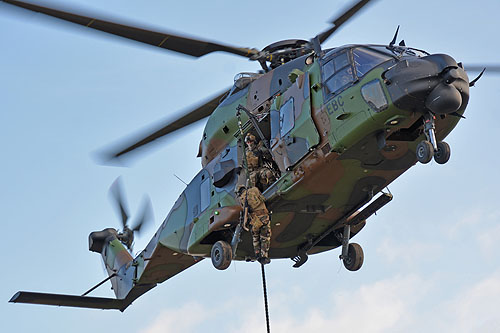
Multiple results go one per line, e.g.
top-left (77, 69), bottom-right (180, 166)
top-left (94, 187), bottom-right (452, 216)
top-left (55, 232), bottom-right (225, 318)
top-left (5, 0), bottom-right (495, 313)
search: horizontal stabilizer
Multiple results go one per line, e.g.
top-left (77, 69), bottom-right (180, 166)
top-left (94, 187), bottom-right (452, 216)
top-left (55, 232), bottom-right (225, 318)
top-left (9, 291), bottom-right (126, 311)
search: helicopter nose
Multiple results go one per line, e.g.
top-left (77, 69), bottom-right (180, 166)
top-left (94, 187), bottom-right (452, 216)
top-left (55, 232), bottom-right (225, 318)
top-left (384, 53), bottom-right (470, 115)
top-left (425, 67), bottom-right (463, 114)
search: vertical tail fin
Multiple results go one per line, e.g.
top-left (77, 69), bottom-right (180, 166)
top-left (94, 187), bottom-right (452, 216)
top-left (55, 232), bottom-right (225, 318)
top-left (88, 228), bottom-right (133, 298)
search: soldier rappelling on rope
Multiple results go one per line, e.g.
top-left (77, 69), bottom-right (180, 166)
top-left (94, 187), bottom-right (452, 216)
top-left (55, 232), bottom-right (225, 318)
top-left (233, 108), bottom-right (276, 265)
top-left (236, 184), bottom-right (271, 264)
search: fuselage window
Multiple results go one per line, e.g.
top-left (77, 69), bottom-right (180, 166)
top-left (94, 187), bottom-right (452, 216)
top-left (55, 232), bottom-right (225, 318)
top-left (200, 178), bottom-right (210, 212)
top-left (279, 97), bottom-right (295, 137)
top-left (322, 51), bottom-right (355, 96)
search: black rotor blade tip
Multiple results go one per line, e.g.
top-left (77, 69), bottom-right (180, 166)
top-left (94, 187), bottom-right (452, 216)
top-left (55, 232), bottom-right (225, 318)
top-left (132, 195), bottom-right (154, 234)
top-left (109, 177), bottom-right (129, 228)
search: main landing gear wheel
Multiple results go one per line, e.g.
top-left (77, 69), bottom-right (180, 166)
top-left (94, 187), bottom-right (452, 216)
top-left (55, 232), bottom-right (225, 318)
top-left (434, 141), bottom-right (451, 164)
top-left (211, 240), bottom-right (232, 270)
top-left (342, 243), bottom-right (364, 271)
top-left (416, 140), bottom-right (434, 164)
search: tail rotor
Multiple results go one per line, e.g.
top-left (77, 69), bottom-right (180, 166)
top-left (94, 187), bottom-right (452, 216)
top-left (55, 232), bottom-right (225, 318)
top-left (108, 177), bottom-right (154, 251)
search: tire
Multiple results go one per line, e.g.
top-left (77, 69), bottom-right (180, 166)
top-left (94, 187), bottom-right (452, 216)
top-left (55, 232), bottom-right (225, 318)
top-left (434, 141), bottom-right (451, 164)
top-left (343, 243), bottom-right (364, 271)
top-left (416, 140), bottom-right (434, 164)
top-left (211, 240), bottom-right (232, 270)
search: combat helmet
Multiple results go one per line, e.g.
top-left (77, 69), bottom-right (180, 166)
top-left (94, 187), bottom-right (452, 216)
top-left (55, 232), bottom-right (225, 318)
top-left (245, 133), bottom-right (256, 143)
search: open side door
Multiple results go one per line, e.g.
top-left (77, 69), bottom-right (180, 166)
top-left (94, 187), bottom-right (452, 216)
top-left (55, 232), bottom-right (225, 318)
top-left (270, 73), bottom-right (320, 170)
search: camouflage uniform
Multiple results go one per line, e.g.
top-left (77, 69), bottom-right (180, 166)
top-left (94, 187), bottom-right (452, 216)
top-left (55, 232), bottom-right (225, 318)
top-left (245, 134), bottom-right (275, 191)
top-left (237, 185), bottom-right (271, 260)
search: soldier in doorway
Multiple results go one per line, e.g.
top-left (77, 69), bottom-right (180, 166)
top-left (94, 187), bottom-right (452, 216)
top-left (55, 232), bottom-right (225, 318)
top-left (245, 133), bottom-right (276, 192)
top-left (236, 184), bottom-right (271, 264)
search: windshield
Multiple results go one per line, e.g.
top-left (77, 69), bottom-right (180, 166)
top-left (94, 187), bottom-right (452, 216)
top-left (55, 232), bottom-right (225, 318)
top-left (352, 47), bottom-right (392, 77)
top-left (369, 45), bottom-right (429, 58)
top-left (322, 51), bottom-right (355, 95)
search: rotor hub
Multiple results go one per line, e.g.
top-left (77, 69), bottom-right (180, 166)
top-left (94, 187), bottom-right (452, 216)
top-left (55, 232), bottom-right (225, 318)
top-left (258, 39), bottom-right (313, 69)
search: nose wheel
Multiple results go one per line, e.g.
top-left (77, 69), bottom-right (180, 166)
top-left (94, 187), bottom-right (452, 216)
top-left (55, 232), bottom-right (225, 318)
top-left (434, 141), bottom-right (451, 164)
top-left (416, 114), bottom-right (451, 164)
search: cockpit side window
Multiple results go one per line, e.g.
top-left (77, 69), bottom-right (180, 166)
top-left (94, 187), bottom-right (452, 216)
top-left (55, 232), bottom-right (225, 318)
top-left (321, 51), bottom-right (354, 96)
top-left (353, 47), bottom-right (392, 78)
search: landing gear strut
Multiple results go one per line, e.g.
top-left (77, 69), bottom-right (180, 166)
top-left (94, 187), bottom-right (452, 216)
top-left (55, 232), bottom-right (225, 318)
top-left (416, 113), bottom-right (451, 164)
top-left (339, 225), bottom-right (364, 271)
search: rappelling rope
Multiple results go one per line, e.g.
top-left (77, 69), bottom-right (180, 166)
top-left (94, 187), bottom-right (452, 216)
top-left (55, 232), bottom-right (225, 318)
top-left (236, 110), bottom-right (250, 182)
top-left (236, 110), bottom-right (250, 232)
top-left (238, 110), bottom-right (271, 333)
top-left (261, 263), bottom-right (271, 333)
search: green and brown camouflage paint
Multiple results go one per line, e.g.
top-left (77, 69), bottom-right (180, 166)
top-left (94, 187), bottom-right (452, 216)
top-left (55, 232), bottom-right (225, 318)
top-left (100, 45), bottom-right (468, 306)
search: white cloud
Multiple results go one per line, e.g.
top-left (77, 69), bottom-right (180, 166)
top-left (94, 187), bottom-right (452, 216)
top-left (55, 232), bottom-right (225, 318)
top-left (139, 302), bottom-right (210, 333)
top-left (441, 272), bottom-right (500, 332)
top-left (477, 223), bottom-right (500, 255)
top-left (233, 272), bottom-right (500, 333)
top-left (444, 208), bottom-right (483, 239)
top-left (140, 271), bottom-right (500, 333)
top-left (377, 238), bottom-right (441, 266)
top-left (232, 274), bottom-right (427, 333)
top-left (444, 209), bottom-right (500, 240)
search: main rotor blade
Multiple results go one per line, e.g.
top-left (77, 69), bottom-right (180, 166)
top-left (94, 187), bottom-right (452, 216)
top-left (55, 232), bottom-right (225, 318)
top-left (316, 0), bottom-right (374, 44)
top-left (464, 64), bottom-right (500, 74)
top-left (98, 89), bottom-right (230, 164)
top-left (109, 177), bottom-right (129, 229)
top-left (2, 0), bottom-right (259, 59)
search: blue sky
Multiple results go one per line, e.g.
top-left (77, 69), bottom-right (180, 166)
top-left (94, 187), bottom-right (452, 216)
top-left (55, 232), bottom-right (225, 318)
top-left (1, 0), bottom-right (500, 332)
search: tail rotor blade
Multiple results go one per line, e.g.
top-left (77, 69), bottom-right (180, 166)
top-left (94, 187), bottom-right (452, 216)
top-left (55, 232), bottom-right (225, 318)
top-left (109, 177), bottom-right (129, 229)
top-left (132, 195), bottom-right (154, 235)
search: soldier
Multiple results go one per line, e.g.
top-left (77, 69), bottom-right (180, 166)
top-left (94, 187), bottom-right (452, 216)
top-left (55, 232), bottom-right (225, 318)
top-left (245, 133), bottom-right (276, 192)
top-left (236, 184), bottom-right (271, 264)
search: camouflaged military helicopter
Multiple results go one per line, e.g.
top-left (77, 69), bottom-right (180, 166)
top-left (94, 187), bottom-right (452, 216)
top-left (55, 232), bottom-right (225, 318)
top-left (7, 0), bottom-right (489, 311)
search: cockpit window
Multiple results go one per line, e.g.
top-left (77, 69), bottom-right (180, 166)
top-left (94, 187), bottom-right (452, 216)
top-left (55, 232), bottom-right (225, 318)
top-left (322, 59), bottom-right (335, 80)
top-left (334, 52), bottom-right (350, 70)
top-left (322, 51), bottom-right (354, 96)
top-left (324, 66), bottom-right (354, 96)
top-left (353, 47), bottom-right (392, 77)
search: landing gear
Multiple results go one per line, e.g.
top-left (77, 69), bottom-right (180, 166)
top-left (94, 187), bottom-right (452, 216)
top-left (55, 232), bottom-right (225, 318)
top-left (211, 240), bottom-right (232, 270)
top-left (416, 140), bottom-right (434, 164)
top-left (343, 243), bottom-right (364, 271)
top-left (416, 113), bottom-right (451, 165)
top-left (434, 141), bottom-right (451, 164)
top-left (339, 225), bottom-right (364, 271)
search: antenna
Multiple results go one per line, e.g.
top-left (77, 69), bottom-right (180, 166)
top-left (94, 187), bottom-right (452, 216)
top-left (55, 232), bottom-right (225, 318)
top-left (389, 25), bottom-right (400, 46)
top-left (174, 174), bottom-right (188, 186)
